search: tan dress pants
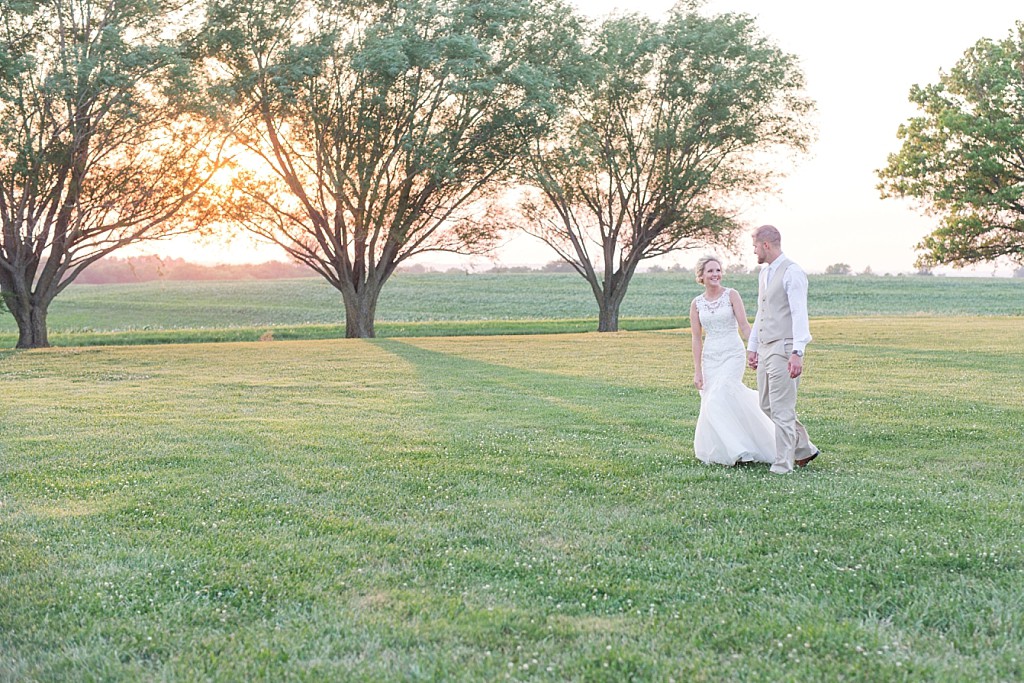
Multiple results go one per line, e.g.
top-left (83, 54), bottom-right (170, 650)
top-left (757, 339), bottom-right (816, 474)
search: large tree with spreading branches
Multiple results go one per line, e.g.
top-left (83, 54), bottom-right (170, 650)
top-left (879, 22), bottom-right (1024, 269)
top-left (0, 0), bottom-right (222, 348)
top-left (200, 0), bottom-right (585, 337)
top-left (517, 1), bottom-right (814, 331)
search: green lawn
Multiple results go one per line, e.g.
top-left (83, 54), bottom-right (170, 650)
top-left (1, 317), bottom-right (1021, 681)
top-left (1, 273), bottom-right (1021, 348)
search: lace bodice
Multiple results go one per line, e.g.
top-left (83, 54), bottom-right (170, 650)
top-left (694, 288), bottom-right (744, 362)
top-left (695, 289), bottom-right (739, 337)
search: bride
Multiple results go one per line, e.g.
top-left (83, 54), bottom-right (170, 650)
top-left (690, 255), bottom-right (775, 466)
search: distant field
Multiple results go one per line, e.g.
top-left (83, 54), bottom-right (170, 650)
top-left (0, 272), bottom-right (1021, 346)
top-left (1, 318), bottom-right (1021, 680)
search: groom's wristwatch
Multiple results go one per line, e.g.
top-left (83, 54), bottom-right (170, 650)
top-left (791, 349), bottom-right (804, 357)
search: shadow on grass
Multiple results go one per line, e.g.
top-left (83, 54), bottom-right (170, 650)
top-left (370, 337), bottom-right (723, 479)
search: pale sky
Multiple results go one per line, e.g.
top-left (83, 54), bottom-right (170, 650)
top-left (148, 1), bottom-right (1022, 275)
top-left (595, 0), bottom-right (1023, 276)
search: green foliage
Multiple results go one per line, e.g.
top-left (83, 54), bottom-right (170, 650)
top-left (878, 22), bottom-right (1024, 268)
top-left (518, 4), bottom-right (814, 330)
top-left (200, 0), bottom-right (587, 336)
top-left (1, 319), bottom-right (1022, 680)
top-left (825, 263), bottom-right (852, 275)
top-left (0, 0), bottom-right (222, 347)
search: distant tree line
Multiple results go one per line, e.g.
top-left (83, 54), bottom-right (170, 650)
top-left (71, 257), bottom-right (312, 284)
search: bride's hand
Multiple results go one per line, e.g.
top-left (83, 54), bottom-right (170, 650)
top-left (694, 372), bottom-right (704, 390)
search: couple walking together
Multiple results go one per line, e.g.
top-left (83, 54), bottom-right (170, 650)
top-left (690, 225), bottom-right (819, 474)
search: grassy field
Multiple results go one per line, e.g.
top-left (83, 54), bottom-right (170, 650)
top-left (1, 317), bottom-right (1021, 681)
top-left (0, 272), bottom-right (1021, 347)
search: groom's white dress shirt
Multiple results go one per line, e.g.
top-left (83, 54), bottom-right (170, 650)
top-left (747, 254), bottom-right (812, 354)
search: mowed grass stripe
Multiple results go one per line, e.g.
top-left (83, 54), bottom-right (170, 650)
top-left (0, 318), bottom-right (1021, 681)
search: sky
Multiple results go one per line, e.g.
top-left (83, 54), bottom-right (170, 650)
top-left (607, 0), bottom-right (1022, 276)
top-left (148, 0), bottom-right (1023, 276)
top-left (546, 0), bottom-right (1023, 275)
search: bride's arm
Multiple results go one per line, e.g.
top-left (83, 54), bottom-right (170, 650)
top-left (690, 299), bottom-right (704, 390)
top-left (730, 289), bottom-right (753, 341)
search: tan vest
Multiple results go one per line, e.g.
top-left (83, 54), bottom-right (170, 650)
top-left (757, 259), bottom-right (794, 345)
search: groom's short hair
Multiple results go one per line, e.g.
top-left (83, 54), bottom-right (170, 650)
top-left (753, 225), bottom-right (782, 246)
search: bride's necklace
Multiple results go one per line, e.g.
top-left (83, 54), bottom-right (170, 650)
top-left (701, 286), bottom-right (730, 312)
top-left (703, 285), bottom-right (726, 301)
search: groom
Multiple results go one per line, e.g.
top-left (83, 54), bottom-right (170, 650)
top-left (746, 225), bottom-right (819, 474)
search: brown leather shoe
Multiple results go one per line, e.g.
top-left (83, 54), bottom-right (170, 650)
top-left (795, 450), bottom-right (820, 468)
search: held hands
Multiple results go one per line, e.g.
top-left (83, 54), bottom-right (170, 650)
top-left (746, 351), bottom-right (758, 370)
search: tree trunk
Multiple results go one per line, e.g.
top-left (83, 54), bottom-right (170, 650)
top-left (594, 270), bottom-right (632, 333)
top-left (12, 300), bottom-right (51, 349)
top-left (342, 285), bottom-right (381, 338)
top-left (597, 298), bottom-right (620, 332)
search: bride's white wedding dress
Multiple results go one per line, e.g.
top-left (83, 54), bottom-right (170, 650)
top-left (693, 289), bottom-right (776, 466)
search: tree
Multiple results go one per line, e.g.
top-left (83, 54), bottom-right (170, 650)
top-left (200, 0), bottom-right (585, 338)
top-left (878, 22), bottom-right (1024, 269)
top-left (517, 2), bottom-right (813, 331)
top-left (825, 263), bottom-right (851, 275)
top-left (0, 0), bottom-right (222, 348)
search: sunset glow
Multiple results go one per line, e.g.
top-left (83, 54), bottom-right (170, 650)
top-left (132, 0), bottom-right (1023, 276)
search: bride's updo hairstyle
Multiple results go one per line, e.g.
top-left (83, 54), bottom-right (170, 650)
top-left (695, 255), bottom-right (722, 285)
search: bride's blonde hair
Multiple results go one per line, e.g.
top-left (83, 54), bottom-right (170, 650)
top-left (695, 255), bottom-right (722, 285)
